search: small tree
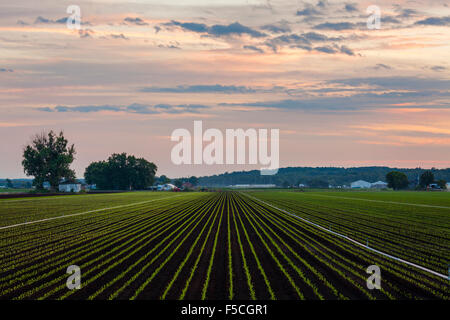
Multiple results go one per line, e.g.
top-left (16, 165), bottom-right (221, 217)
top-left (22, 131), bottom-right (76, 190)
top-left (419, 171), bottom-right (434, 187)
top-left (436, 179), bottom-right (447, 189)
top-left (174, 179), bottom-right (183, 188)
top-left (158, 175), bottom-right (171, 184)
top-left (6, 179), bottom-right (13, 188)
top-left (386, 171), bottom-right (409, 190)
top-left (188, 176), bottom-right (199, 186)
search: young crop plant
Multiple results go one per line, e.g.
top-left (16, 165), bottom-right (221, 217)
top-left (200, 194), bottom-right (226, 300)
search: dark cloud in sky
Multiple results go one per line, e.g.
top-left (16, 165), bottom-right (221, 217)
top-left (430, 66), bottom-right (446, 72)
top-left (40, 105), bottom-right (121, 113)
top-left (415, 16), bottom-right (450, 26)
top-left (158, 44), bottom-right (181, 49)
top-left (164, 21), bottom-right (265, 38)
top-left (140, 84), bottom-right (256, 94)
top-left (296, 6), bottom-right (322, 16)
top-left (327, 77), bottom-right (450, 91)
top-left (219, 91), bottom-right (449, 112)
top-left (396, 8), bottom-right (419, 18)
top-left (383, 16), bottom-right (402, 24)
top-left (156, 104), bottom-right (208, 114)
top-left (314, 45), bottom-right (355, 56)
top-left (260, 22), bottom-right (291, 34)
top-left (317, 0), bottom-right (328, 9)
top-left (296, 0), bottom-right (330, 16)
top-left (265, 32), bottom-right (347, 53)
top-left (38, 103), bottom-right (210, 114)
top-left (243, 45), bottom-right (264, 53)
top-left (110, 34), bottom-right (129, 40)
top-left (124, 17), bottom-right (148, 26)
top-left (32, 16), bottom-right (90, 26)
top-left (34, 16), bottom-right (67, 24)
top-left (338, 45), bottom-right (355, 56)
top-left (314, 46), bottom-right (337, 54)
top-left (266, 33), bottom-right (311, 50)
top-left (165, 21), bottom-right (209, 33)
top-left (78, 29), bottom-right (94, 38)
top-left (303, 32), bottom-right (342, 42)
top-left (208, 22), bottom-right (266, 38)
top-left (217, 76), bottom-right (450, 112)
top-left (0, 68), bottom-right (13, 72)
top-left (221, 98), bottom-right (360, 112)
top-left (373, 64), bottom-right (392, 70)
top-left (313, 22), bottom-right (356, 30)
top-left (344, 3), bottom-right (358, 12)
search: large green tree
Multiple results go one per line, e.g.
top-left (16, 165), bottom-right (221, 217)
top-left (22, 131), bottom-right (76, 190)
top-left (85, 153), bottom-right (157, 190)
top-left (386, 171), bottom-right (409, 190)
top-left (419, 171), bottom-right (434, 187)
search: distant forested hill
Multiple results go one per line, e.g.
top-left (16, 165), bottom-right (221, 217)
top-left (0, 179), bottom-right (33, 188)
top-left (197, 167), bottom-right (450, 187)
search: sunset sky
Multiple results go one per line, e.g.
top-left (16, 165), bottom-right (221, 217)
top-left (1, 0), bottom-right (449, 178)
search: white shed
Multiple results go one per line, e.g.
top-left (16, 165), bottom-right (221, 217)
top-left (59, 181), bottom-right (82, 193)
top-left (351, 180), bottom-right (371, 189)
top-left (371, 181), bottom-right (388, 189)
top-left (162, 184), bottom-right (176, 191)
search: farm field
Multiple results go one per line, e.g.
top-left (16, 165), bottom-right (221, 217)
top-left (0, 191), bottom-right (448, 300)
top-left (0, 191), bottom-right (186, 227)
top-left (298, 190), bottom-right (450, 207)
top-left (0, 189), bottom-right (33, 194)
top-left (246, 190), bottom-right (450, 275)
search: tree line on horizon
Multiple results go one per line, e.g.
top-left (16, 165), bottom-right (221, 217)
top-left (14, 130), bottom-right (449, 191)
top-left (197, 166), bottom-right (450, 188)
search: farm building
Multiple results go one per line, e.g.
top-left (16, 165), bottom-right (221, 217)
top-left (427, 183), bottom-right (442, 191)
top-left (229, 184), bottom-right (276, 189)
top-left (350, 180), bottom-right (371, 189)
top-left (371, 181), bottom-right (388, 189)
top-left (58, 181), bottom-right (82, 193)
top-left (157, 184), bottom-right (178, 191)
top-left (447, 183), bottom-right (450, 191)
top-left (182, 182), bottom-right (194, 189)
top-left (85, 184), bottom-right (97, 191)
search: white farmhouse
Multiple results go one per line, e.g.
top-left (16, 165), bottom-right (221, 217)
top-left (350, 180), bottom-right (371, 189)
top-left (59, 181), bottom-right (82, 193)
top-left (446, 183), bottom-right (450, 191)
top-left (162, 183), bottom-right (176, 191)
